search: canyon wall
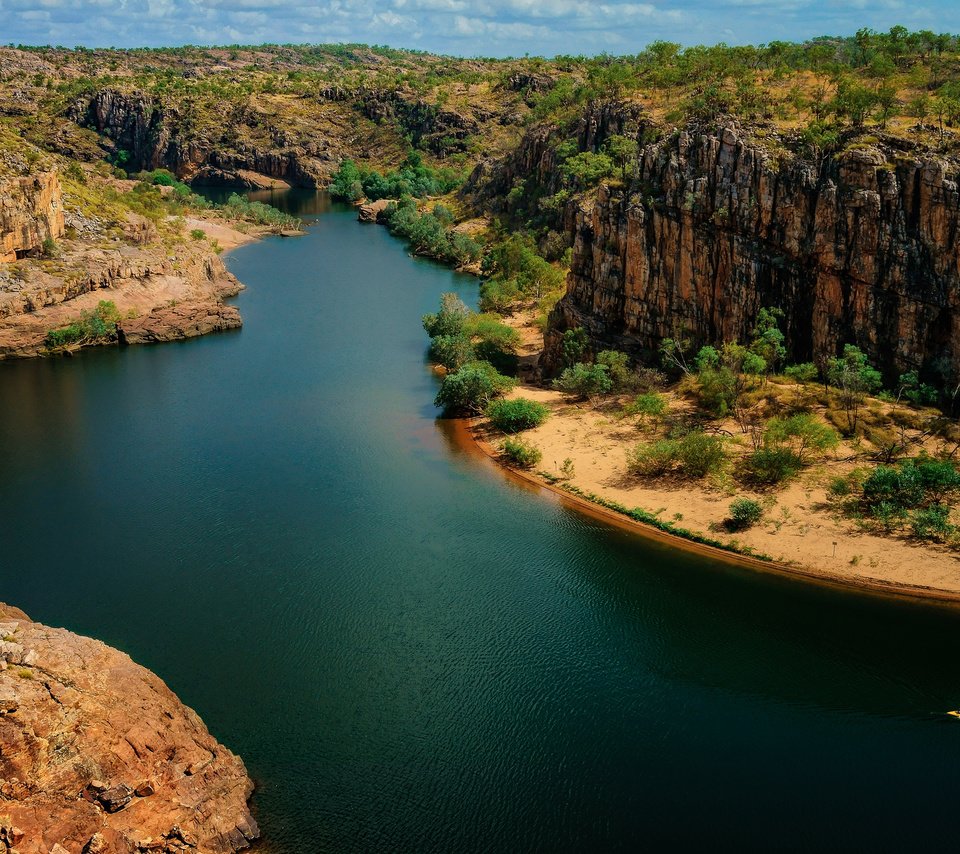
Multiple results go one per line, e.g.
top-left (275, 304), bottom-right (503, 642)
top-left (0, 603), bottom-right (258, 854)
top-left (69, 90), bottom-right (333, 187)
top-left (0, 171), bottom-right (64, 262)
top-left (544, 122), bottom-right (960, 385)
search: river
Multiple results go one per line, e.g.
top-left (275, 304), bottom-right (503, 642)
top-left (1, 191), bottom-right (958, 851)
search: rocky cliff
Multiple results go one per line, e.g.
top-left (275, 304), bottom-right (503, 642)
top-left (0, 227), bottom-right (243, 358)
top-left (545, 122), bottom-right (960, 386)
top-left (0, 171), bottom-right (64, 263)
top-left (69, 90), bottom-right (334, 187)
top-left (0, 603), bottom-right (258, 853)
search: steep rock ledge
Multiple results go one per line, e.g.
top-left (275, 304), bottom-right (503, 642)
top-left (69, 89), bottom-right (331, 187)
top-left (0, 603), bottom-right (258, 853)
top-left (0, 171), bottom-right (65, 263)
top-left (0, 238), bottom-right (243, 358)
top-left (545, 122), bottom-right (960, 385)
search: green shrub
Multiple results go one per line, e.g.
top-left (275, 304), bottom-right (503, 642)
top-left (434, 361), bottom-right (514, 413)
top-left (785, 362), bottom-right (818, 383)
top-left (553, 362), bottom-right (613, 399)
top-left (429, 334), bottom-right (474, 371)
top-left (624, 392), bottom-right (667, 418)
top-left (728, 498), bottom-right (763, 530)
top-left (500, 437), bottom-right (542, 468)
top-left (741, 446), bottom-right (802, 484)
top-left (627, 439), bottom-right (678, 476)
top-left (764, 413), bottom-right (839, 464)
top-left (911, 504), bottom-right (955, 541)
top-left (189, 228), bottom-right (206, 240)
top-left (596, 350), bottom-right (635, 391)
top-left (487, 398), bottom-right (549, 432)
top-left (41, 237), bottom-right (59, 258)
top-left (627, 431), bottom-right (726, 479)
top-left (674, 431), bottom-right (727, 477)
top-left (828, 475), bottom-right (852, 498)
top-left (862, 459), bottom-right (960, 511)
top-left (45, 300), bottom-right (121, 348)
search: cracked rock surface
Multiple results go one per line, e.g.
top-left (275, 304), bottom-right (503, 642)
top-left (0, 604), bottom-right (258, 854)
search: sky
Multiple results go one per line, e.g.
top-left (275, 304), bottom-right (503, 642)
top-left (2, 0), bottom-right (958, 58)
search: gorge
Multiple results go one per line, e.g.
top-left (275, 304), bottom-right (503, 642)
top-left (4, 36), bottom-right (960, 852)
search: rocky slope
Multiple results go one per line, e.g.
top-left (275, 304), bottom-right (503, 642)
top-left (0, 169), bottom-right (247, 358)
top-left (545, 121), bottom-right (960, 386)
top-left (0, 171), bottom-right (64, 262)
top-left (0, 603), bottom-right (258, 853)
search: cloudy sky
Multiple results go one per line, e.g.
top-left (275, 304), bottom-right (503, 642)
top-left (3, 0), bottom-right (957, 57)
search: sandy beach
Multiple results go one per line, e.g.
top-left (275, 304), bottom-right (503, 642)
top-left (463, 381), bottom-right (960, 607)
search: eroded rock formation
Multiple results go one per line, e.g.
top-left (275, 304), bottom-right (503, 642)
top-left (69, 89), bottom-right (332, 187)
top-left (0, 171), bottom-right (64, 263)
top-left (0, 603), bottom-right (258, 853)
top-left (0, 235), bottom-right (243, 358)
top-left (545, 122), bottom-right (960, 385)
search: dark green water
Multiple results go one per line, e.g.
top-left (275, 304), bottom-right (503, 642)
top-left (2, 192), bottom-right (959, 851)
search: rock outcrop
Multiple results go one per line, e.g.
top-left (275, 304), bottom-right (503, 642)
top-left (0, 236), bottom-right (243, 358)
top-left (0, 603), bottom-right (258, 853)
top-left (0, 171), bottom-right (64, 262)
top-left (545, 121), bottom-right (960, 385)
top-left (69, 89), bottom-right (331, 187)
top-left (117, 301), bottom-right (242, 344)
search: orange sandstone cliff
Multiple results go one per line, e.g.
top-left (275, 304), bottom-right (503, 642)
top-left (544, 121), bottom-right (960, 387)
top-left (0, 603), bottom-right (259, 854)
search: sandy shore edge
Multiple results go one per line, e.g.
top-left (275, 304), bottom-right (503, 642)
top-left (451, 417), bottom-right (960, 609)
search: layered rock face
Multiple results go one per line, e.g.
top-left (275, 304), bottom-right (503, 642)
top-left (0, 171), bottom-right (65, 262)
top-left (0, 237), bottom-right (243, 358)
top-left (545, 123), bottom-right (960, 384)
top-left (0, 603), bottom-right (258, 853)
top-left (70, 90), bottom-right (331, 187)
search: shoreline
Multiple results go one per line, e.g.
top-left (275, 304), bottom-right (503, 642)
top-left (451, 417), bottom-right (960, 609)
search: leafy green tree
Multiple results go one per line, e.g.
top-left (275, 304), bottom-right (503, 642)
top-left (429, 334), bottom-right (474, 371)
top-left (896, 370), bottom-right (938, 405)
top-left (560, 151), bottom-right (615, 189)
top-left (874, 83), bottom-right (899, 128)
top-left (827, 345), bottom-right (883, 434)
top-left (750, 307), bottom-right (786, 379)
top-left (423, 293), bottom-right (470, 339)
top-left (603, 134), bottom-right (639, 181)
top-left (832, 79), bottom-right (877, 128)
top-left (695, 342), bottom-right (765, 427)
top-left (561, 327), bottom-right (588, 368)
top-left (329, 159), bottom-right (364, 202)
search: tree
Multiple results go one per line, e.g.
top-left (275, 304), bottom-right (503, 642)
top-left (874, 83), bottom-right (899, 129)
top-left (695, 342), bottom-right (766, 428)
top-left (909, 93), bottom-right (931, 130)
top-left (827, 345), bottom-right (883, 434)
top-left (329, 159), bottom-right (363, 202)
top-left (423, 293), bottom-right (470, 339)
top-left (603, 134), bottom-right (639, 181)
top-left (750, 307), bottom-right (786, 380)
top-left (833, 79), bottom-right (877, 129)
top-left (561, 327), bottom-right (588, 368)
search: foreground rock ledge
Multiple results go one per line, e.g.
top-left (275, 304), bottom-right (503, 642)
top-left (0, 603), bottom-right (258, 854)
